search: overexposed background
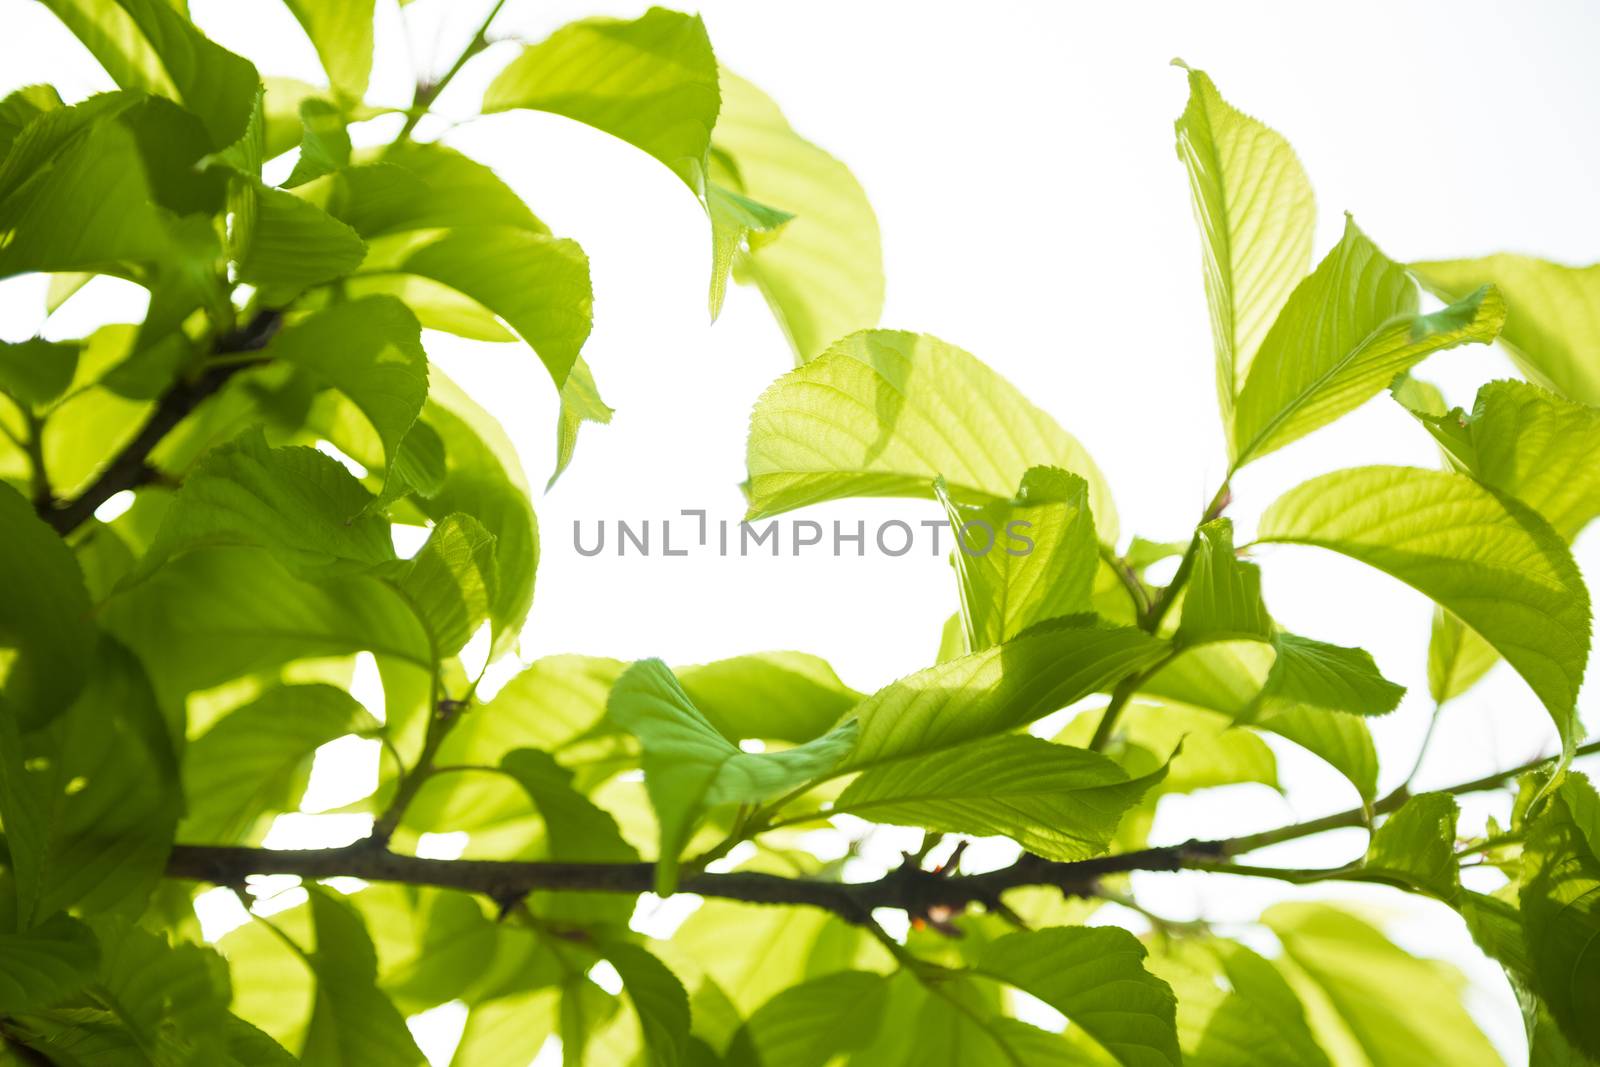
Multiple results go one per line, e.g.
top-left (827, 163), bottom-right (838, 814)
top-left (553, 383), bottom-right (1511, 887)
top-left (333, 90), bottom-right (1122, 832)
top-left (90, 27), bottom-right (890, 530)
top-left (4, 1), bottom-right (1600, 1061)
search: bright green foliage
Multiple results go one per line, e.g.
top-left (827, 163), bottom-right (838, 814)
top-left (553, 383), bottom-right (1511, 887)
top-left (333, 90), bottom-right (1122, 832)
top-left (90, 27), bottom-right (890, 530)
top-left (745, 329), bottom-right (1118, 539)
top-left (1413, 254), bottom-right (1600, 404)
top-left (1230, 217), bottom-right (1505, 465)
top-left (1260, 465), bottom-right (1591, 763)
top-left (607, 659), bottom-right (857, 891)
top-left (938, 466), bottom-right (1099, 652)
top-left (0, 3), bottom-right (1594, 1063)
top-left (1174, 65), bottom-right (1315, 429)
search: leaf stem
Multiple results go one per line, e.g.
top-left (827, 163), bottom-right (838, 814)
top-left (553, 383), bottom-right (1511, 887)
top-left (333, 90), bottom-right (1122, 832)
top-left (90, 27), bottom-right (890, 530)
top-left (398, 0), bottom-right (508, 140)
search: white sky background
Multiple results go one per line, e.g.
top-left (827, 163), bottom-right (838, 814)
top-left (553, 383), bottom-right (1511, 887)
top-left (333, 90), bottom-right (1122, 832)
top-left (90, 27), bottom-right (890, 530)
top-left (5, 0), bottom-right (1600, 1061)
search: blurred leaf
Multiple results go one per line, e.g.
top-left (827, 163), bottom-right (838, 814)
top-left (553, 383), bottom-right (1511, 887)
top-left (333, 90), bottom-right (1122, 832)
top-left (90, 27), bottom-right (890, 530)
top-left (1259, 465), bottom-right (1590, 767)
top-left (1521, 772), bottom-right (1600, 1059)
top-left (712, 66), bottom-right (882, 358)
top-left (603, 940), bottom-right (691, 1067)
top-left (282, 0), bottom-right (375, 102)
top-left (282, 97), bottom-right (350, 187)
top-left (0, 338), bottom-right (80, 410)
top-left (1062, 700), bottom-right (1278, 795)
top-left (745, 330), bottom-right (1117, 541)
top-left (736, 970), bottom-right (889, 1067)
top-left (1413, 254), bottom-right (1600, 405)
top-left (296, 888), bottom-right (427, 1066)
top-left (0, 912), bottom-right (99, 1012)
top-left (0, 482), bottom-right (94, 727)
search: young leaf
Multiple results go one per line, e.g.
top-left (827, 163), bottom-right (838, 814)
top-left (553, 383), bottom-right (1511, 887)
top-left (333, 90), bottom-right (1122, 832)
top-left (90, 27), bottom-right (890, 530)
top-left (550, 356), bottom-right (613, 489)
top-left (181, 684), bottom-right (379, 844)
top-left (1266, 903), bottom-right (1502, 1067)
top-left (281, 97), bottom-right (352, 187)
top-left (607, 658), bottom-right (858, 892)
top-left (1231, 217), bottom-right (1504, 466)
top-left (1412, 254), bottom-right (1600, 405)
top-left (1358, 792), bottom-right (1461, 899)
top-left (1520, 773), bottom-right (1600, 1059)
top-left (833, 734), bottom-right (1162, 861)
top-left (745, 329), bottom-right (1117, 541)
top-left (976, 926), bottom-right (1182, 1067)
top-left (267, 296), bottom-right (429, 499)
top-left (1146, 937), bottom-right (1332, 1067)
top-left (675, 651), bottom-right (860, 744)
top-left (1176, 519), bottom-right (1272, 645)
top-left (0, 482), bottom-right (95, 727)
top-left (484, 8), bottom-right (720, 197)
top-left (842, 620), bottom-right (1168, 770)
top-left (282, 0), bottom-right (376, 103)
top-left (1259, 465), bottom-right (1591, 766)
top-left (712, 67), bottom-right (883, 356)
top-left (234, 182), bottom-right (367, 301)
top-left (38, 0), bottom-right (259, 147)
top-left (707, 180), bottom-right (792, 319)
top-left (1173, 65), bottom-right (1315, 429)
top-left (1063, 700), bottom-right (1279, 795)
top-left (938, 466), bottom-right (1099, 652)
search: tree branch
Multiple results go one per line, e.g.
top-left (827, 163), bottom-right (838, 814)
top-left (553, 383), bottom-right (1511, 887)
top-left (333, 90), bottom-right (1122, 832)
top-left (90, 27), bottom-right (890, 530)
top-left (37, 310), bottom-right (282, 536)
top-left (163, 738), bottom-right (1600, 925)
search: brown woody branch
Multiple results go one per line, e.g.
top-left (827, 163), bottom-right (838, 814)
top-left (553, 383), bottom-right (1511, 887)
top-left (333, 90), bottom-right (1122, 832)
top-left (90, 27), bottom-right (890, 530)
top-left (164, 737), bottom-right (1599, 925)
top-left (36, 310), bottom-right (282, 536)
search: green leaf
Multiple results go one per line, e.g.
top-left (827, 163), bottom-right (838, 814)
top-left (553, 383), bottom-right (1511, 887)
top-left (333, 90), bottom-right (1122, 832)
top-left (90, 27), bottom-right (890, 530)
top-left (0, 338), bottom-right (80, 410)
top-left (736, 970), bottom-right (889, 1067)
top-left (1412, 254), bottom-right (1600, 405)
top-left (104, 546), bottom-right (432, 699)
top-left (330, 141), bottom-right (549, 239)
top-left (1231, 217), bottom-right (1505, 465)
top-left (976, 926), bottom-right (1181, 1067)
top-left (139, 430), bottom-right (395, 576)
top-left (676, 651), bottom-right (859, 744)
top-left (1173, 65), bottom-right (1315, 430)
top-left (282, 97), bottom-right (351, 187)
top-left (483, 7), bottom-right (719, 197)
top-left (270, 296), bottom-right (429, 498)
top-left (282, 0), bottom-right (375, 103)
top-left (1265, 903), bottom-right (1503, 1067)
top-left (1250, 633), bottom-right (1405, 720)
top-left (607, 658), bottom-right (857, 892)
top-left (1146, 937), bottom-right (1332, 1067)
top-left (844, 620), bottom-right (1167, 770)
top-left (1521, 772), bottom-right (1600, 1059)
top-left (83, 916), bottom-right (243, 1062)
top-left (1258, 465), bottom-right (1591, 765)
top-left (181, 684), bottom-right (378, 844)
top-left (0, 84), bottom-right (64, 158)
top-left (298, 888), bottom-right (427, 1066)
top-left (1358, 792), bottom-right (1461, 899)
top-left (38, 0), bottom-right (258, 147)
top-left (0, 111), bottom-right (175, 279)
top-left (707, 180), bottom-right (792, 319)
top-left (711, 68), bottom-right (883, 357)
top-left (383, 513), bottom-right (498, 658)
top-left (602, 941), bottom-right (691, 1067)
top-left (1063, 700), bottom-right (1278, 795)
top-left (550, 356), bottom-right (613, 489)
top-left (1176, 519), bottom-right (1272, 645)
top-left (745, 330), bottom-right (1117, 541)
top-left (1254, 705), bottom-right (1378, 805)
top-left (834, 734), bottom-right (1161, 861)
top-left (0, 912), bottom-right (99, 1013)
top-left (938, 466), bottom-right (1099, 652)
top-left (1400, 379), bottom-right (1600, 542)
top-left (362, 227), bottom-right (591, 392)
top-left (0, 482), bottom-right (94, 727)
top-left (235, 183), bottom-right (366, 300)
top-left (0, 638), bottom-right (177, 923)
